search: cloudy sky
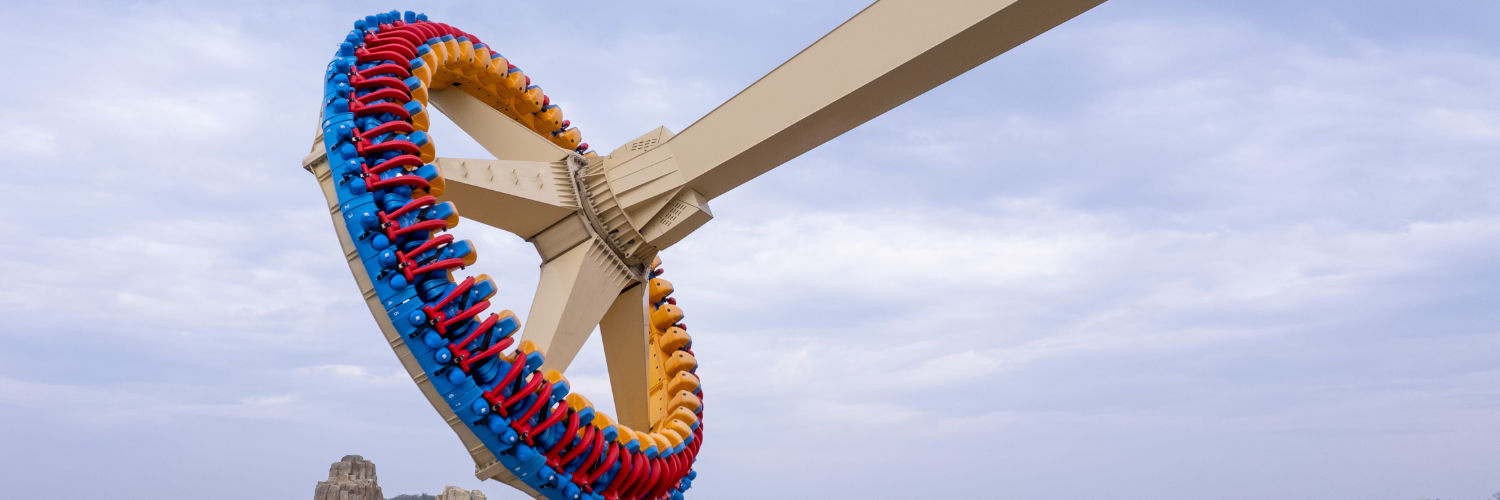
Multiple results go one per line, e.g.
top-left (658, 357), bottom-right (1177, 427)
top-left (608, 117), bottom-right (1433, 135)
top-left (2, 0), bottom-right (1498, 498)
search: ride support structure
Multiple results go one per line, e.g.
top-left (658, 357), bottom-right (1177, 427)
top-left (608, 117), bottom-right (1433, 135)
top-left (301, 1), bottom-right (1102, 499)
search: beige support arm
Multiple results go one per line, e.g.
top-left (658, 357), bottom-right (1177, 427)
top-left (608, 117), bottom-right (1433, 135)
top-left (597, 0), bottom-right (1105, 251)
top-left (520, 240), bottom-right (639, 374)
top-left (430, 88), bottom-right (575, 163)
top-left (599, 284), bottom-right (653, 429)
top-left (433, 157), bottom-right (576, 239)
top-left (673, 0), bottom-right (1106, 200)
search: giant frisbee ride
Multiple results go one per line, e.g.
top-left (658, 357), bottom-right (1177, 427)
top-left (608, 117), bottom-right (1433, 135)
top-left (302, 2), bottom-right (1103, 499)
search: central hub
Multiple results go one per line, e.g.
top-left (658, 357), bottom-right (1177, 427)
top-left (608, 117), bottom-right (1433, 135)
top-left (568, 153), bottom-right (653, 272)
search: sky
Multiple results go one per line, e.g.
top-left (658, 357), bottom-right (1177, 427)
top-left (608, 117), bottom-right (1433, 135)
top-left (1, 0), bottom-right (1498, 499)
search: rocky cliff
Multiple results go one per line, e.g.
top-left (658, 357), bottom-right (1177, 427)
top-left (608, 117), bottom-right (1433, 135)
top-left (435, 485), bottom-right (488, 500)
top-left (311, 455), bottom-right (486, 500)
top-left (313, 455), bottom-right (384, 500)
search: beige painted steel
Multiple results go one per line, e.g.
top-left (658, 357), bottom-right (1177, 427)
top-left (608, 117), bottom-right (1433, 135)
top-left (430, 88), bottom-right (574, 163)
top-left (600, 0), bottom-right (1106, 249)
top-left (529, 214), bottom-right (593, 263)
top-left (433, 157), bottom-right (575, 239)
top-left (519, 240), bottom-right (637, 373)
top-left (681, 0), bottom-right (1103, 197)
top-left (599, 284), bottom-right (653, 430)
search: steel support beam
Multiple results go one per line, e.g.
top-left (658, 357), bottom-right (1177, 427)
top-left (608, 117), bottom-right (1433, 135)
top-left (598, 0), bottom-right (1105, 250)
top-left (433, 157), bottom-right (575, 239)
top-left (599, 283), bottom-right (653, 429)
top-left (430, 88), bottom-right (574, 163)
top-left (676, 0), bottom-right (1105, 200)
top-left (519, 240), bottom-right (639, 373)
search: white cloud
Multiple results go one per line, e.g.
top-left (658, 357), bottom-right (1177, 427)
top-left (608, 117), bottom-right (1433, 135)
top-left (296, 364), bottom-right (408, 386)
top-left (0, 376), bottom-right (313, 426)
top-left (0, 125), bottom-right (59, 156)
top-left (799, 399), bottom-right (920, 426)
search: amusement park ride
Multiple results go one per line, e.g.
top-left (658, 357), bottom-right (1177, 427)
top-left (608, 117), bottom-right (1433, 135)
top-left (301, 1), bottom-right (1104, 498)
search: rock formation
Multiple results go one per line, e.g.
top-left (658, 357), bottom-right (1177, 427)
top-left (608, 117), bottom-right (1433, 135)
top-left (313, 455), bottom-right (384, 500)
top-left (311, 455), bottom-right (486, 500)
top-left (435, 485), bottom-right (487, 500)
